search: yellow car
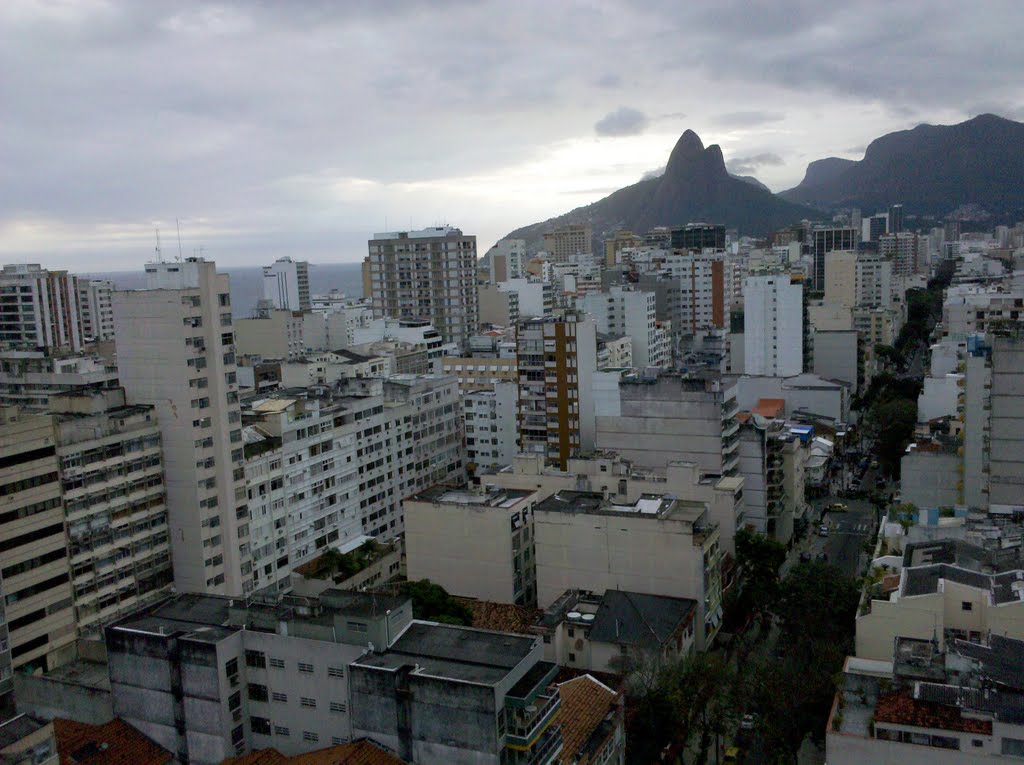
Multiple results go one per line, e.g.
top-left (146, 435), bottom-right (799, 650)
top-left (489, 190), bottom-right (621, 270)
top-left (831, 502), bottom-right (848, 512)
top-left (723, 746), bottom-right (742, 763)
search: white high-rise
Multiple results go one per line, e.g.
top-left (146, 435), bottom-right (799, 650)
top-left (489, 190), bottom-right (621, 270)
top-left (0, 263), bottom-right (84, 350)
top-left (581, 286), bottom-right (669, 368)
top-left (77, 278), bottom-right (116, 341)
top-left (113, 258), bottom-right (253, 596)
top-left (743, 274), bottom-right (803, 376)
top-left (262, 257), bottom-right (310, 311)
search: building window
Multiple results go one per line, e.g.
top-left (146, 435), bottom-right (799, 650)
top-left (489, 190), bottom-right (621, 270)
top-left (568, 652), bottom-right (576, 662)
top-left (962, 601), bottom-right (973, 611)
top-left (300, 697), bottom-right (317, 709)
top-left (274, 725), bottom-right (290, 737)
top-left (245, 650), bottom-right (266, 668)
top-left (327, 666), bottom-right (344, 678)
top-left (303, 731), bottom-right (319, 743)
top-left (247, 683), bottom-right (268, 702)
top-left (250, 717), bottom-right (271, 736)
top-left (298, 662), bottom-right (314, 673)
top-left (272, 691), bottom-right (287, 703)
top-left (330, 701), bottom-right (346, 713)
top-left (269, 657), bottom-right (285, 669)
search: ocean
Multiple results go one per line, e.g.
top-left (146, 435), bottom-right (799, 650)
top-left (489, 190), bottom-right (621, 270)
top-left (82, 262), bottom-right (364, 319)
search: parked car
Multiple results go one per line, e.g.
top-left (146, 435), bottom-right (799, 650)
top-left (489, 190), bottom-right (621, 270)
top-left (818, 524), bottom-right (830, 537)
top-left (831, 502), bottom-right (848, 512)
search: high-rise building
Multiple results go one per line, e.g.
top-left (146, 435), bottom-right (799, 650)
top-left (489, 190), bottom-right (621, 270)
top-left (879, 232), bottom-right (922, 276)
top-left (825, 251), bottom-right (893, 309)
top-left (812, 227), bottom-right (858, 291)
top-left (261, 257), bottom-right (310, 311)
top-left (113, 258), bottom-right (252, 596)
top-left (0, 264), bottom-right (84, 351)
top-left (0, 409), bottom-right (76, 699)
top-left (0, 350), bottom-right (119, 412)
top-left (987, 335), bottom-right (1024, 507)
top-left (50, 388), bottom-right (172, 636)
top-left (478, 238), bottom-right (527, 283)
top-left (581, 286), bottom-right (669, 368)
top-left (743, 274), bottom-right (803, 376)
top-left (887, 203), bottom-right (904, 234)
top-left (365, 226), bottom-right (479, 348)
top-left (463, 382), bottom-right (519, 471)
top-left (76, 279), bottom-right (115, 342)
top-left (517, 314), bottom-right (597, 470)
top-left (671, 223), bottom-right (726, 253)
top-left (542, 223), bottom-right (592, 263)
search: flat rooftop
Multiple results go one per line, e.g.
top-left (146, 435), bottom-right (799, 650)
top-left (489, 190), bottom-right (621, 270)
top-left (40, 658), bottom-right (110, 692)
top-left (535, 490), bottom-right (707, 523)
top-left (352, 621), bottom-right (537, 686)
top-left (901, 564), bottom-right (1024, 604)
top-left (411, 485), bottom-right (534, 508)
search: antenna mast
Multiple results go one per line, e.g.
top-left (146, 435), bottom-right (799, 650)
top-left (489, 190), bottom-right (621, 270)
top-left (176, 218), bottom-right (184, 261)
top-left (154, 229), bottom-right (162, 262)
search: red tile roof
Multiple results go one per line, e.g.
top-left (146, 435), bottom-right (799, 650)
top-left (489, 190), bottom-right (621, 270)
top-left (753, 399), bottom-right (785, 419)
top-left (53, 718), bottom-right (172, 765)
top-left (222, 739), bottom-right (406, 765)
top-left (557, 675), bottom-right (619, 765)
top-left (874, 690), bottom-right (993, 735)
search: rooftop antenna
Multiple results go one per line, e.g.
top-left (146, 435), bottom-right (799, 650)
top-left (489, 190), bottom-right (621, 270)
top-left (154, 228), bottom-right (162, 262)
top-left (175, 218), bottom-right (184, 261)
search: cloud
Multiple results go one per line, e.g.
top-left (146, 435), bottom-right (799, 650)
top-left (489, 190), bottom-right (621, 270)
top-left (726, 152), bottom-right (785, 175)
top-left (594, 107), bottom-right (650, 137)
top-left (640, 165), bottom-right (666, 181)
top-left (714, 110), bottom-right (786, 127)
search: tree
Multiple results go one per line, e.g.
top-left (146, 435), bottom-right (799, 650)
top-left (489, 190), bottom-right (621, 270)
top-left (399, 580), bottom-right (473, 625)
top-left (868, 397), bottom-right (917, 476)
top-left (732, 528), bottom-right (786, 631)
top-left (873, 343), bottom-right (905, 372)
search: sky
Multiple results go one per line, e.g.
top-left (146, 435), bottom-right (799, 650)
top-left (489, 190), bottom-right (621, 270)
top-left (2, 1), bottom-right (1023, 271)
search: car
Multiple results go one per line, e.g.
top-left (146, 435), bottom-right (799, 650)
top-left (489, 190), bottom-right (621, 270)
top-left (740, 713), bottom-right (757, 731)
top-left (723, 746), bottom-right (742, 764)
top-left (831, 502), bottom-right (848, 512)
top-left (818, 524), bottom-right (830, 537)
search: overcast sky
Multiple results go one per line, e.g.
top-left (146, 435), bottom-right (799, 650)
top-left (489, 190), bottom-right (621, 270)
top-left (3, 1), bottom-right (1023, 271)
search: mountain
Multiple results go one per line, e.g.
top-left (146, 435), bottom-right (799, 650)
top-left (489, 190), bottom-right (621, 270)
top-left (781, 114), bottom-right (1024, 218)
top-left (505, 129), bottom-right (818, 249)
top-left (730, 173), bottom-right (771, 192)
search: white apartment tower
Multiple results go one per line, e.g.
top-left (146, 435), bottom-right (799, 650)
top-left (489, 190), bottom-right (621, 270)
top-left (365, 226), bottom-right (479, 348)
top-left (262, 257), bottom-right (311, 311)
top-left (743, 274), bottom-right (803, 376)
top-left (113, 258), bottom-right (253, 596)
top-left (0, 264), bottom-right (84, 351)
top-left (77, 279), bottom-right (116, 341)
top-left (581, 286), bottom-right (670, 368)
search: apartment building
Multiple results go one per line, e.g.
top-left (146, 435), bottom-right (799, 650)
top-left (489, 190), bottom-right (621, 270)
top-left (825, 251), bottom-right (893, 310)
top-left (743, 273), bottom-right (803, 376)
top-left (499, 279), bottom-right (554, 319)
top-left (365, 226), bottom-right (479, 348)
top-left (595, 370), bottom-right (741, 477)
top-left (0, 264), bottom-right (84, 351)
top-left (76, 279), bottom-right (115, 342)
top-left (479, 238), bottom-right (528, 283)
top-left (654, 252), bottom-right (727, 334)
top-left (811, 227), bottom-right (859, 292)
top-left (350, 622), bottom-right (561, 765)
top-left (543, 223), bottom-right (592, 262)
top-left (532, 490), bottom-right (723, 649)
top-left (671, 223), bottom-right (725, 252)
top-left (0, 351), bottom-right (119, 412)
top-left (464, 382), bottom-right (518, 470)
top-left (262, 257), bottom-right (310, 311)
top-left (987, 334), bottom-right (1024, 506)
top-left (537, 589), bottom-right (696, 675)
top-left (234, 310), bottom-right (306, 360)
top-left (404, 485), bottom-right (540, 605)
top-left (880, 232), bottom-right (923, 276)
top-left (0, 410), bottom-right (76, 699)
top-left (581, 286), bottom-right (669, 368)
top-left (113, 258), bottom-right (252, 596)
top-left (829, 635), bottom-right (1024, 764)
top-left (482, 452), bottom-right (745, 555)
top-left (441, 356), bottom-right (517, 395)
top-left (516, 314), bottom-right (597, 470)
top-left (50, 388), bottom-right (172, 638)
top-left (477, 283), bottom-right (520, 327)
top-left (942, 286), bottom-right (1024, 340)
top-left (855, 541), bottom-right (1024, 661)
top-left (105, 590), bottom-right (413, 764)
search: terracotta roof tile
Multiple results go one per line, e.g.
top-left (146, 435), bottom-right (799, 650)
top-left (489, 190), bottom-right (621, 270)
top-left (874, 690), bottom-right (993, 735)
top-left (223, 739), bottom-right (406, 765)
top-left (557, 675), bottom-right (619, 765)
top-left (53, 718), bottom-right (172, 765)
top-left (459, 598), bottom-right (542, 635)
top-left (753, 398), bottom-right (785, 419)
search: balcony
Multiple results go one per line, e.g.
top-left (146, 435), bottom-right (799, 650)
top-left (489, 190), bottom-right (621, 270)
top-left (506, 691), bottom-right (561, 749)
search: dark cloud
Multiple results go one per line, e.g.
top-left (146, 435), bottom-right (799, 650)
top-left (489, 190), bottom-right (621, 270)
top-left (594, 107), bottom-right (650, 137)
top-left (714, 111), bottom-right (785, 127)
top-left (0, 0), bottom-right (1022, 267)
top-left (726, 152), bottom-right (784, 175)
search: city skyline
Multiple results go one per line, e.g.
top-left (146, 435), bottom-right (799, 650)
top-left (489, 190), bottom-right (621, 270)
top-left (3, 1), bottom-right (1024, 269)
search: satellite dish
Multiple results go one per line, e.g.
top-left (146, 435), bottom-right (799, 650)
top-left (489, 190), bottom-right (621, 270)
top-left (752, 413), bottom-right (769, 430)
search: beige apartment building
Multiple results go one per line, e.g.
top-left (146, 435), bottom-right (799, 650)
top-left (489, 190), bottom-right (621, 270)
top-left (0, 409), bottom-right (76, 697)
top-left (403, 485), bottom-right (541, 606)
top-left (50, 388), bottom-right (172, 637)
top-left (442, 356), bottom-right (518, 394)
top-left (533, 490), bottom-right (723, 649)
top-left (543, 224), bottom-right (592, 263)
